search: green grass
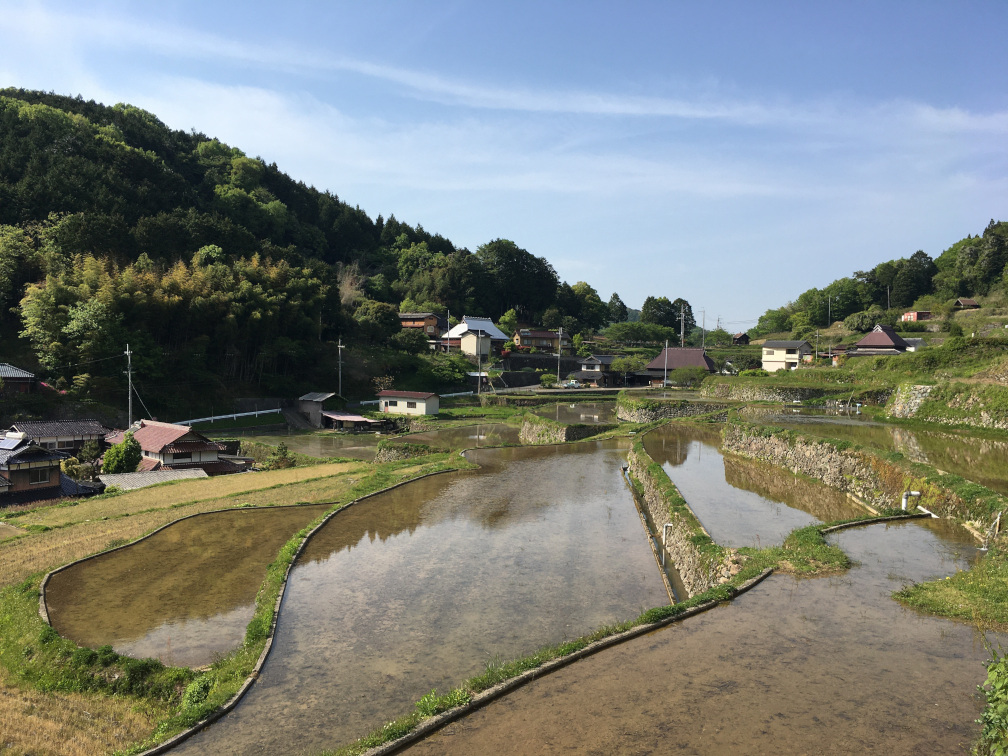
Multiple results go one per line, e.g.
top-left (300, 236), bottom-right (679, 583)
top-left (894, 544), bottom-right (1008, 629)
top-left (191, 412), bottom-right (286, 431)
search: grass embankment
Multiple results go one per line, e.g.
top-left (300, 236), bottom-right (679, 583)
top-left (0, 449), bottom-right (474, 755)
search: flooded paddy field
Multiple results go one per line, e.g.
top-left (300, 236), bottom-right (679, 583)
top-left (754, 409), bottom-right (1008, 495)
top-left (174, 440), bottom-right (668, 753)
top-left (44, 504), bottom-right (328, 668)
top-left (388, 422), bottom-right (521, 448)
top-left (643, 424), bottom-right (864, 546)
top-left (406, 518), bottom-right (997, 755)
top-left (241, 431), bottom-right (382, 461)
top-left (532, 401), bottom-right (617, 425)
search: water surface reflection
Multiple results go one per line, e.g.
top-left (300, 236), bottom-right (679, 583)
top-left (175, 440), bottom-right (667, 754)
top-left (406, 519), bottom-right (996, 755)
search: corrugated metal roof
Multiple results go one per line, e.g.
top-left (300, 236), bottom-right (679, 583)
top-left (299, 392), bottom-right (336, 402)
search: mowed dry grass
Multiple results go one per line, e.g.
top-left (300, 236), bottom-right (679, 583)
top-left (0, 462), bottom-right (367, 590)
top-left (0, 671), bottom-right (167, 756)
top-left (12, 461), bottom-right (365, 529)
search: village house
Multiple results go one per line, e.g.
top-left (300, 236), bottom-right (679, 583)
top-left (732, 332), bottom-right (750, 346)
top-left (442, 316), bottom-right (509, 358)
top-left (643, 348), bottom-right (716, 385)
top-left (8, 419), bottom-right (110, 457)
top-left (568, 355), bottom-right (618, 387)
top-left (0, 363), bottom-right (36, 395)
top-left (377, 390), bottom-right (439, 416)
top-left (761, 340), bottom-right (813, 372)
top-left (955, 298), bottom-right (980, 310)
top-left (106, 420), bottom-right (240, 475)
top-left (901, 310), bottom-right (931, 322)
top-left (512, 328), bottom-right (572, 353)
top-left (0, 431), bottom-right (67, 501)
top-left (398, 312), bottom-right (448, 337)
top-left (849, 324), bottom-right (909, 356)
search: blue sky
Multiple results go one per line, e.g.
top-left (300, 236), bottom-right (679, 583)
top-left (2, 1), bottom-right (1006, 329)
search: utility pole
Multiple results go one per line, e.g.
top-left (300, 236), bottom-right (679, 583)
top-left (663, 339), bottom-right (669, 386)
top-left (477, 331), bottom-right (482, 396)
top-left (556, 326), bottom-right (563, 384)
top-left (680, 303), bottom-right (685, 348)
top-left (336, 338), bottom-right (344, 397)
top-left (446, 309), bottom-right (450, 353)
top-left (124, 344), bottom-right (133, 427)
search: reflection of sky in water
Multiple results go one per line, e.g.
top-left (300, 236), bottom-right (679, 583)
top-left (117, 604), bottom-right (253, 668)
top-left (643, 425), bottom-right (851, 547)
top-left (400, 519), bottom-right (997, 756)
top-left (175, 440), bottom-right (667, 754)
top-left (532, 402), bottom-right (617, 425)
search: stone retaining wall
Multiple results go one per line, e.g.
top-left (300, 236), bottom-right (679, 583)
top-left (720, 424), bottom-right (997, 523)
top-left (615, 399), bottom-right (729, 424)
top-left (886, 383), bottom-right (935, 419)
top-left (625, 445), bottom-right (735, 597)
top-left (518, 414), bottom-right (616, 444)
top-left (701, 382), bottom-right (892, 406)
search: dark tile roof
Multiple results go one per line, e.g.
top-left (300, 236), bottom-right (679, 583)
top-left (0, 363), bottom-right (34, 380)
top-left (0, 441), bottom-right (67, 467)
top-left (762, 340), bottom-right (811, 349)
top-left (855, 324), bottom-right (908, 349)
top-left (9, 419), bottom-right (110, 439)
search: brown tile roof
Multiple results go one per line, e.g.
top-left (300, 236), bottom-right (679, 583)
top-left (107, 420), bottom-right (210, 454)
top-left (644, 348), bottom-right (715, 372)
top-left (855, 325), bottom-right (908, 350)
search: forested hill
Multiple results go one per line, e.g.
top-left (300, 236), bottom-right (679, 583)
top-left (751, 219), bottom-right (1008, 338)
top-left (0, 89), bottom-right (616, 415)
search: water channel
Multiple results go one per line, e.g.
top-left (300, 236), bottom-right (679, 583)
top-left (44, 504), bottom-right (329, 668)
top-left (174, 440), bottom-right (668, 754)
top-left (405, 518), bottom-right (995, 754)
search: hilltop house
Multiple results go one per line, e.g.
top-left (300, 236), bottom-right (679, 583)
top-left (441, 316), bottom-right (509, 358)
top-left (106, 420), bottom-right (240, 475)
top-left (761, 340), bottom-right (813, 372)
top-left (955, 298), bottom-right (980, 310)
top-left (8, 419), bottom-right (110, 457)
top-left (0, 363), bottom-right (35, 395)
top-left (377, 390), bottom-right (439, 416)
top-left (732, 332), bottom-right (750, 346)
top-left (512, 328), bottom-right (572, 354)
top-left (901, 311), bottom-right (931, 322)
top-left (398, 312), bottom-right (448, 337)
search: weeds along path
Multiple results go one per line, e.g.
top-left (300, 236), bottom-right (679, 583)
top-left (0, 461), bottom-right (366, 590)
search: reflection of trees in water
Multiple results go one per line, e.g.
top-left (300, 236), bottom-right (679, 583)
top-left (642, 424), bottom-right (721, 468)
top-left (722, 455), bottom-right (864, 523)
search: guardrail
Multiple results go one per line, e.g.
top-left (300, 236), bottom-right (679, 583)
top-left (173, 408), bottom-right (284, 425)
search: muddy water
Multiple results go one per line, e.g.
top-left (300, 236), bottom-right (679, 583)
top-left (406, 518), bottom-right (997, 755)
top-left (533, 401), bottom-right (617, 425)
top-left (44, 504), bottom-right (328, 668)
top-left (388, 422), bottom-right (521, 448)
top-left (174, 441), bottom-right (667, 754)
top-left (643, 424), bottom-right (864, 546)
top-left (246, 432), bottom-right (382, 461)
top-left (754, 410), bottom-right (1008, 495)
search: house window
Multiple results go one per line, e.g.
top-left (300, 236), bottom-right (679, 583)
top-left (57, 440), bottom-right (75, 449)
top-left (765, 349), bottom-right (774, 356)
top-left (42, 442), bottom-right (56, 450)
top-left (173, 452), bottom-right (192, 461)
top-left (407, 401), bottom-right (417, 409)
top-left (387, 400), bottom-right (398, 407)
top-left (786, 349), bottom-right (796, 355)
top-left (29, 468), bottom-right (50, 485)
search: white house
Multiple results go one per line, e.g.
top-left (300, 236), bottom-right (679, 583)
top-left (761, 340), bottom-right (812, 372)
top-left (377, 390), bottom-right (440, 416)
top-left (441, 316), bottom-right (509, 357)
